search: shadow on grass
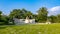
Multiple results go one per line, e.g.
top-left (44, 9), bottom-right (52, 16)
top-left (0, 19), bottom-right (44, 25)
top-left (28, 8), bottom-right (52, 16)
top-left (0, 26), bottom-right (7, 29)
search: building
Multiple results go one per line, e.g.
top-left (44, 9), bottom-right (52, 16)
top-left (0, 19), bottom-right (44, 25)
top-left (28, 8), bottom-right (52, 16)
top-left (13, 17), bottom-right (35, 25)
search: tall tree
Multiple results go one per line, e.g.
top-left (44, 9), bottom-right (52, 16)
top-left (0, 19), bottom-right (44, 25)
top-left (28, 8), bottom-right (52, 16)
top-left (48, 15), bottom-right (57, 23)
top-left (25, 11), bottom-right (33, 19)
top-left (0, 11), bottom-right (2, 14)
top-left (0, 11), bottom-right (2, 22)
top-left (9, 9), bottom-right (33, 19)
top-left (37, 7), bottom-right (48, 23)
top-left (56, 14), bottom-right (60, 23)
top-left (0, 11), bottom-right (9, 25)
top-left (9, 9), bottom-right (22, 19)
top-left (0, 11), bottom-right (2, 17)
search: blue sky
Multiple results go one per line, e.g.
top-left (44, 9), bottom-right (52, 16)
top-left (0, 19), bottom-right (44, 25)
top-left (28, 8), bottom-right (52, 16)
top-left (0, 0), bottom-right (60, 15)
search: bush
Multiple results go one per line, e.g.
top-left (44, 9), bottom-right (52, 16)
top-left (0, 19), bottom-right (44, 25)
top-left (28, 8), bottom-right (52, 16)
top-left (0, 22), bottom-right (5, 25)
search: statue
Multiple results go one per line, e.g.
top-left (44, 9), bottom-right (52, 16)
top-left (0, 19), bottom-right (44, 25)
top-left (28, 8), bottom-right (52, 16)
top-left (25, 16), bottom-right (30, 23)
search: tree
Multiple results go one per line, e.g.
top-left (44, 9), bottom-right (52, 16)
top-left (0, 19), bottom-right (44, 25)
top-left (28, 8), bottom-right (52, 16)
top-left (0, 11), bottom-right (2, 17)
top-left (0, 11), bottom-right (2, 23)
top-left (37, 7), bottom-right (48, 23)
top-left (33, 14), bottom-right (38, 22)
top-left (0, 11), bottom-right (9, 25)
top-left (0, 11), bottom-right (2, 15)
top-left (21, 8), bottom-right (32, 19)
top-left (25, 11), bottom-right (33, 19)
top-left (9, 9), bottom-right (33, 24)
top-left (9, 9), bottom-right (33, 19)
top-left (9, 9), bottom-right (21, 19)
top-left (56, 14), bottom-right (60, 23)
top-left (1, 15), bottom-right (9, 25)
top-left (48, 15), bottom-right (57, 23)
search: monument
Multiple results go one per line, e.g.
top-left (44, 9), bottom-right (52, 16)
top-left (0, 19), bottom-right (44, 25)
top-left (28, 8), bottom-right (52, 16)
top-left (13, 16), bottom-right (35, 25)
top-left (25, 16), bottom-right (30, 23)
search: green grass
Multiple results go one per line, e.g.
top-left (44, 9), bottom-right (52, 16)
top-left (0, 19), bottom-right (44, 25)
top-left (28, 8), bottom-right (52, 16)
top-left (0, 24), bottom-right (60, 34)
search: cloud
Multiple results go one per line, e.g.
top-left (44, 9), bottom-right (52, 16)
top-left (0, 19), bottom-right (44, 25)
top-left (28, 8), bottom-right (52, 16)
top-left (48, 6), bottom-right (60, 16)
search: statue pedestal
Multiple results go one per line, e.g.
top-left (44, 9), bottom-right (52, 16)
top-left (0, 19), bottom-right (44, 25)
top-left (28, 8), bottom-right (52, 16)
top-left (46, 20), bottom-right (51, 24)
top-left (25, 19), bottom-right (30, 23)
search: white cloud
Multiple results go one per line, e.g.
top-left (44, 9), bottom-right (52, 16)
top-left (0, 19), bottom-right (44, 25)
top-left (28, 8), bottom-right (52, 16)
top-left (48, 6), bottom-right (60, 16)
top-left (49, 6), bottom-right (60, 12)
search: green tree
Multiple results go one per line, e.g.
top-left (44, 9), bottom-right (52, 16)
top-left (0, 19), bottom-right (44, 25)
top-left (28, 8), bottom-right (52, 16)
top-left (9, 9), bottom-right (33, 24)
top-left (1, 15), bottom-right (9, 25)
top-left (0, 11), bottom-right (9, 25)
top-left (0, 11), bottom-right (2, 23)
top-left (0, 11), bottom-right (2, 15)
top-left (56, 14), bottom-right (60, 23)
top-left (48, 15), bottom-right (57, 23)
top-left (33, 14), bottom-right (38, 22)
top-left (25, 11), bottom-right (33, 19)
top-left (9, 9), bottom-right (33, 19)
top-left (37, 7), bottom-right (48, 23)
top-left (0, 11), bottom-right (2, 17)
top-left (9, 9), bottom-right (22, 19)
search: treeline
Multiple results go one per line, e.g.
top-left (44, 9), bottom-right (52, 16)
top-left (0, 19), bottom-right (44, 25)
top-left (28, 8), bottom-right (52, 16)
top-left (0, 7), bottom-right (60, 25)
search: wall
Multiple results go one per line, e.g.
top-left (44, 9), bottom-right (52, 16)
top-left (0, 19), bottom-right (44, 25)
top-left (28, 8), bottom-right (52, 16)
top-left (13, 18), bottom-right (35, 25)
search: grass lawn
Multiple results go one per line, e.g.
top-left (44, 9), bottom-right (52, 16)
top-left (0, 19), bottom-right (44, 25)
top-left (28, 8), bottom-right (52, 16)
top-left (0, 24), bottom-right (60, 34)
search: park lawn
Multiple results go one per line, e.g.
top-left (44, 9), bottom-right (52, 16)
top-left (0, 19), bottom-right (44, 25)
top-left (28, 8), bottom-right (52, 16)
top-left (0, 24), bottom-right (60, 34)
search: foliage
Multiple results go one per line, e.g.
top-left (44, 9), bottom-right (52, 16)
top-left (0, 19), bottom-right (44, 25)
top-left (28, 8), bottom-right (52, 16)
top-left (9, 9), bottom-right (33, 19)
top-left (0, 11), bottom-right (2, 19)
top-left (48, 15), bottom-right (58, 23)
top-left (56, 14), bottom-right (60, 23)
top-left (48, 14), bottom-right (60, 23)
top-left (0, 11), bottom-right (2, 15)
top-left (37, 7), bottom-right (48, 23)
top-left (0, 11), bottom-right (10, 25)
top-left (0, 15), bottom-right (9, 25)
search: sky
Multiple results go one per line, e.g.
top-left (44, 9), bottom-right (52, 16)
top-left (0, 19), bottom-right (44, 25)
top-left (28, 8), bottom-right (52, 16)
top-left (0, 0), bottom-right (60, 16)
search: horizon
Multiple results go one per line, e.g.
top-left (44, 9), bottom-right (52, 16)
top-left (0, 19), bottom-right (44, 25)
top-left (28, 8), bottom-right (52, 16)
top-left (0, 0), bottom-right (60, 16)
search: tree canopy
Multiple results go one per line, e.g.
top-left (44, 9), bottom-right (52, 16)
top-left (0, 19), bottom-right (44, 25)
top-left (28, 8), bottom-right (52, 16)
top-left (9, 9), bottom-right (33, 19)
top-left (37, 7), bottom-right (48, 23)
